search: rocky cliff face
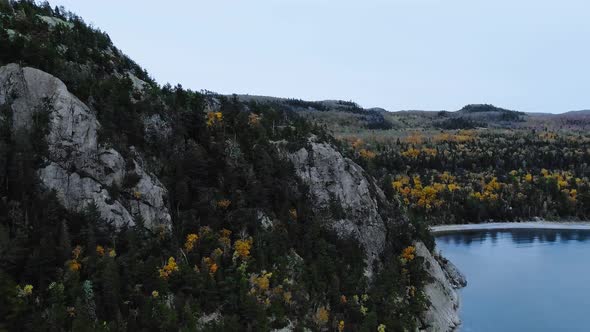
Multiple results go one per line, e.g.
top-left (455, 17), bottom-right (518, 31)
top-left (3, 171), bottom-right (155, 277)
top-left (416, 242), bottom-right (464, 332)
top-left (0, 64), bottom-right (170, 228)
top-left (282, 136), bottom-right (389, 279)
top-left (282, 137), bottom-right (464, 331)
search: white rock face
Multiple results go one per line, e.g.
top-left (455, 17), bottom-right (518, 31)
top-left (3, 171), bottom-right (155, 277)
top-left (127, 72), bottom-right (147, 92)
top-left (283, 137), bottom-right (388, 278)
top-left (416, 242), bottom-right (462, 332)
top-left (257, 210), bottom-right (275, 230)
top-left (0, 64), bottom-right (171, 228)
top-left (36, 15), bottom-right (74, 29)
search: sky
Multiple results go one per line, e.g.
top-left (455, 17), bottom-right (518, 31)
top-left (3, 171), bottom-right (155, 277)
top-left (45, 0), bottom-right (590, 113)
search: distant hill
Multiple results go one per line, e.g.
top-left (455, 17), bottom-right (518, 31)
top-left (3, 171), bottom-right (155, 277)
top-left (457, 104), bottom-right (521, 114)
top-left (560, 109), bottom-right (590, 117)
top-left (234, 97), bottom-right (530, 132)
top-left (448, 104), bottom-right (526, 126)
top-left (235, 94), bottom-right (395, 130)
top-left (230, 96), bottom-right (590, 133)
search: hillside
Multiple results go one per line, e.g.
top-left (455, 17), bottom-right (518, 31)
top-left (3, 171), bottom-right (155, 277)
top-left (0, 2), bottom-right (463, 332)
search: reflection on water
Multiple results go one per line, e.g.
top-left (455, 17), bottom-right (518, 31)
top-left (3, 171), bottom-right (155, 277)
top-left (436, 229), bottom-right (590, 332)
top-left (438, 229), bottom-right (590, 247)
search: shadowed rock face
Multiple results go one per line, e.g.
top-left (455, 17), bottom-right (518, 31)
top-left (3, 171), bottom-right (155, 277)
top-left (0, 64), bottom-right (170, 228)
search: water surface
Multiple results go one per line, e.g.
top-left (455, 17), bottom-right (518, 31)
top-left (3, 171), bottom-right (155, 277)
top-left (436, 229), bottom-right (590, 331)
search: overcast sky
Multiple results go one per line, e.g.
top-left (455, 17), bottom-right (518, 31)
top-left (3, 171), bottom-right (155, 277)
top-left (46, 0), bottom-right (590, 113)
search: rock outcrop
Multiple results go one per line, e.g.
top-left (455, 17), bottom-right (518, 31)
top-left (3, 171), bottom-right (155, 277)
top-left (416, 242), bottom-right (463, 332)
top-left (282, 137), bottom-right (464, 331)
top-left (436, 254), bottom-right (467, 289)
top-left (0, 64), bottom-right (170, 228)
top-left (282, 137), bottom-right (389, 278)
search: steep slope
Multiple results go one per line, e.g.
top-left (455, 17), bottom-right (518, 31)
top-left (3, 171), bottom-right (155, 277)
top-left (0, 63), bottom-right (170, 228)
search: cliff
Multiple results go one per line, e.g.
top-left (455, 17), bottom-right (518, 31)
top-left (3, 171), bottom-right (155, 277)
top-left (416, 242), bottom-right (464, 331)
top-left (282, 137), bottom-right (465, 331)
top-left (0, 64), bottom-right (170, 228)
top-left (282, 137), bottom-right (390, 279)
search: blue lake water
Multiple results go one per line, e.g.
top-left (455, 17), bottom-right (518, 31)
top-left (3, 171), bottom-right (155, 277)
top-left (436, 229), bottom-right (590, 332)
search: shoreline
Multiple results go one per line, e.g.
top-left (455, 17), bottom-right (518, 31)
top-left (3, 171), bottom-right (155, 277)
top-left (430, 221), bottom-right (590, 234)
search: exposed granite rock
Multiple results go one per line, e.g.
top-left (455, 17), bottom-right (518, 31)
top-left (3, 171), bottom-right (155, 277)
top-left (281, 136), bottom-right (389, 279)
top-left (197, 311), bottom-right (222, 329)
top-left (204, 95), bottom-right (221, 113)
top-left (257, 210), bottom-right (275, 230)
top-left (436, 254), bottom-right (467, 289)
top-left (0, 64), bottom-right (170, 228)
top-left (127, 72), bottom-right (147, 93)
top-left (36, 14), bottom-right (74, 29)
top-left (143, 113), bottom-right (172, 144)
top-left (416, 242), bottom-right (463, 332)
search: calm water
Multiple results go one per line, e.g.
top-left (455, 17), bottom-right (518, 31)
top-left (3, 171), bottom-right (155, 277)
top-left (436, 229), bottom-right (590, 332)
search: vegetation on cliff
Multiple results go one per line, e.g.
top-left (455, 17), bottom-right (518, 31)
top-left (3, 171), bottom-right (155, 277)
top-left (0, 2), bottom-right (434, 331)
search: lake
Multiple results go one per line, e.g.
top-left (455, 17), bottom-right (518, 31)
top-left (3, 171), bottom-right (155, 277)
top-left (436, 229), bottom-right (590, 331)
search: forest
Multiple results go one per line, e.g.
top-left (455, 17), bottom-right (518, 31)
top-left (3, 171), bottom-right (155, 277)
top-left (343, 128), bottom-right (590, 224)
